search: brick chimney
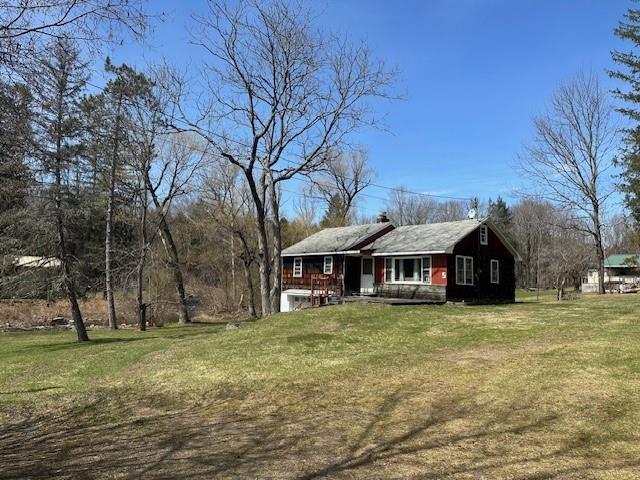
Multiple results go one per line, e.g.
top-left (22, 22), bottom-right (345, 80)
top-left (376, 211), bottom-right (390, 223)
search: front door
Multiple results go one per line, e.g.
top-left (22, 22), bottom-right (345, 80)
top-left (361, 256), bottom-right (374, 293)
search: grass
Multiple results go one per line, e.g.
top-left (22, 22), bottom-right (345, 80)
top-left (2, 291), bottom-right (640, 479)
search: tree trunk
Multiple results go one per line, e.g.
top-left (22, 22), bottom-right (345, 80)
top-left (557, 277), bottom-right (566, 301)
top-left (242, 169), bottom-right (271, 317)
top-left (238, 233), bottom-right (257, 319)
top-left (159, 214), bottom-right (190, 324)
top-left (139, 152), bottom-right (189, 324)
top-left (243, 259), bottom-right (257, 318)
top-left (594, 224), bottom-right (606, 295)
top-left (257, 226), bottom-right (272, 317)
top-left (145, 171), bottom-right (190, 324)
top-left (230, 233), bottom-right (236, 309)
top-left (105, 173), bottom-right (118, 329)
top-left (268, 178), bottom-right (282, 313)
top-left (53, 108), bottom-right (89, 342)
top-left (136, 180), bottom-right (148, 331)
top-left (105, 95), bottom-right (122, 329)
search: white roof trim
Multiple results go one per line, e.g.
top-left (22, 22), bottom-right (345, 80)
top-left (281, 250), bottom-right (360, 257)
top-left (372, 250), bottom-right (446, 257)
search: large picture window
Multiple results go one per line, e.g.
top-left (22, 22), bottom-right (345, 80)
top-left (384, 256), bottom-right (432, 284)
top-left (293, 257), bottom-right (303, 277)
top-left (456, 255), bottom-right (474, 285)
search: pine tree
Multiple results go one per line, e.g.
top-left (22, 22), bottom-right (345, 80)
top-left (99, 59), bottom-right (153, 329)
top-left (0, 82), bottom-right (31, 212)
top-left (33, 38), bottom-right (90, 341)
top-left (319, 193), bottom-right (349, 228)
top-left (610, 6), bottom-right (640, 223)
top-left (488, 196), bottom-right (513, 234)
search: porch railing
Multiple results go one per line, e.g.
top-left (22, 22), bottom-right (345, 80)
top-left (310, 274), bottom-right (343, 307)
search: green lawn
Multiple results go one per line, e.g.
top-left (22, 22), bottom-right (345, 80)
top-left (2, 292), bottom-right (640, 479)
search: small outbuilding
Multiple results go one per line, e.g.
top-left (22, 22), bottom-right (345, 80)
top-left (582, 254), bottom-right (640, 293)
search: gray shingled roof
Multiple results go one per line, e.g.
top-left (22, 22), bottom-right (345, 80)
top-left (366, 219), bottom-right (481, 254)
top-left (282, 223), bottom-right (391, 255)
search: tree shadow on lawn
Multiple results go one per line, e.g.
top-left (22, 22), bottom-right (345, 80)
top-left (13, 336), bottom-right (155, 354)
top-left (0, 386), bottom-right (62, 395)
top-left (0, 390), bottom-right (638, 480)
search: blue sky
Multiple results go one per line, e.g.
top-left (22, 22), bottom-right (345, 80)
top-left (104, 0), bottom-right (631, 217)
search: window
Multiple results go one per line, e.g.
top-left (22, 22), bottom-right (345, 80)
top-left (385, 258), bottom-right (393, 282)
top-left (293, 257), bottom-right (303, 277)
top-left (480, 225), bottom-right (488, 245)
top-left (323, 256), bottom-right (333, 275)
top-left (362, 257), bottom-right (373, 275)
top-left (456, 255), bottom-right (474, 285)
top-left (384, 257), bottom-right (431, 284)
top-left (422, 256), bottom-right (432, 284)
top-left (490, 259), bottom-right (499, 284)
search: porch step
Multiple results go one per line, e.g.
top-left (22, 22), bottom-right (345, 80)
top-left (332, 296), bottom-right (440, 306)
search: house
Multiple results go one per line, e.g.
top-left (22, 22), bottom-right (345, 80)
top-left (581, 254), bottom-right (640, 293)
top-left (280, 217), bottom-right (520, 312)
top-left (12, 256), bottom-right (61, 268)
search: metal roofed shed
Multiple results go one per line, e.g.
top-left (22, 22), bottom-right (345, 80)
top-left (582, 253), bottom-right (640, 293)
top-left (604, 254), bottom-right (640, 267)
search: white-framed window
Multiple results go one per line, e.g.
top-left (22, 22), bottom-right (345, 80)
top-left (490, 259), bottom-right (499, 284)
top-left (293, 257), bottom-right (303, 277)
top-left (323, 256), bottom-right (333, 275)
top-left (456, 255), bottom-right (474, 285)
top-left (422, 256), bottom-right (432, 284)
top-left (384, 256), bottom-right (432, 284)
top-left (385, 257), bottom-right (393, 282)
top-left (480, 225), bottom-right (488, 245)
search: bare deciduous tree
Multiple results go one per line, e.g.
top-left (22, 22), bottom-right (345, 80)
top-left (0, 0), bottom-right (147, 73)
top-left (385, 187), bottom-right (439, 225)
top-left (520, 72), bottom-right (617, 295)
top-left (203, 161), bottom-right (259, 318)
top-left (145, 135), bottom-right (207, 324)
top-left (310, 149), bottom-right (375, 226)
top-left (173, 0), bottom-right (395, 316)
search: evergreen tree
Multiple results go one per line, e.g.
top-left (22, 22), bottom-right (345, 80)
top-left (33, 38), bottom-right (90, 341)
top-left (319, 193), bottom-right (349, 228)
top-left (0, 82), bottom-right (32, 214)
top-left (610, 6), bottom-right (640, 223)
top-left (488, 196), bottom-right (513, 234)
top-left (97, 59), bottom-right (152, 329)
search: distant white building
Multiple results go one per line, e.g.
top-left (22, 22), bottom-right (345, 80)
top-left (582, 254), bottom-right (640, 293)
top-left (13, 256), bottom-right (61, 268)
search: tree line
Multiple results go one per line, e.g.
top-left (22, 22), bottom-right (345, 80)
top-left (0, 0), bottom-right (395, 341)
top-left (3, 1), bottom-right (640, 343)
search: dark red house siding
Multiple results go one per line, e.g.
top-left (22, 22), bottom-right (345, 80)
top-left (431, 254), bottom-right (448, 286)
top-left (374, 257), bottom-right (384, 284)
top-left (446, 226), bottom-right (515, 302)
top-left (281, 222), bottom-right (516, 304)
top-left (282, 255), bottom-right (344, 291)
top-left (375, 254), bottom-right (447, 286)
